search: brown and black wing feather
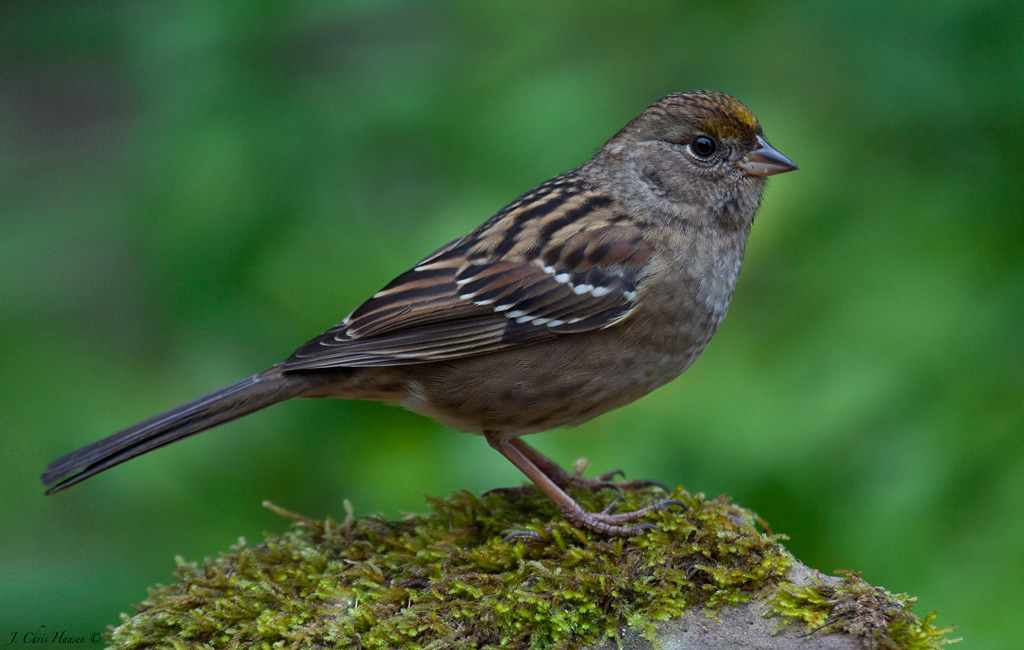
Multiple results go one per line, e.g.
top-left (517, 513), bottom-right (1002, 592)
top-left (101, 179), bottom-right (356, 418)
top-left (283, 172), bottom-right (654, 370)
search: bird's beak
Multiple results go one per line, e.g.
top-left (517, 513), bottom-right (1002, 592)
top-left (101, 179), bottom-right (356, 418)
top-left (739, 135), bottom-right (798, 177)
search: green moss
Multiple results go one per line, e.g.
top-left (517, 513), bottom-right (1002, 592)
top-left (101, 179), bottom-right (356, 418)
top-left (108, 485), bottom-right (794, 649)
top-left (764, 569), bottom-right (959, 650)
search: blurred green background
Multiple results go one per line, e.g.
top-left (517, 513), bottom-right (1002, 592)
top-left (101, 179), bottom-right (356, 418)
top-left (2, 1), bottom-right (1021, 646)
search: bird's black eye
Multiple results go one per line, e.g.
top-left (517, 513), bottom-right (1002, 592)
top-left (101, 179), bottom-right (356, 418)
top-left (690, 136), bottom-right (716, 158)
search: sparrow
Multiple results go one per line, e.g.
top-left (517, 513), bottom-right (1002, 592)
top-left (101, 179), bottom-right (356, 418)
top-left (42, 90), bottom-right (797, 536)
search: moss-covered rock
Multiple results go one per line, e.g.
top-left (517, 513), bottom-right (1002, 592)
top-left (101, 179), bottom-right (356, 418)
top-left (106, 485), bottom-right (955, 649)
top-left (764, 569), bottom-right (956, 650)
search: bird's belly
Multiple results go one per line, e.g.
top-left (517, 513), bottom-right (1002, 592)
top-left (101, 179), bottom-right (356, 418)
top-left (398, 316), bottom-right (717, 438)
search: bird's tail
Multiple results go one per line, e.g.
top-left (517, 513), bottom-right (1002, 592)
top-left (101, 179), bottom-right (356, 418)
top-left (41, 367), bottom-right (320, 494)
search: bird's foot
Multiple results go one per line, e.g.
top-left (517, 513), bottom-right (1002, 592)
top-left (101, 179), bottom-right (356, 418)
top-left (504, 496), bottom-right (685, 541)
top-left (566, 463), bottom-right (671, 494)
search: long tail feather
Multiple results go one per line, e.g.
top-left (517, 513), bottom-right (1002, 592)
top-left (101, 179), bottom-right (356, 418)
top-left (42, 368), bottom-right (316, 494)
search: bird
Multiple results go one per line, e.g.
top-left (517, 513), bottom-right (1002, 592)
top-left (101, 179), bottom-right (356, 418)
top-left (42, 90), bottom-right (797, 536)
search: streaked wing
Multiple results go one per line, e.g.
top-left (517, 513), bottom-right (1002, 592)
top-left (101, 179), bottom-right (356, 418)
top-left (282, 172), bottom-right (654, 370)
